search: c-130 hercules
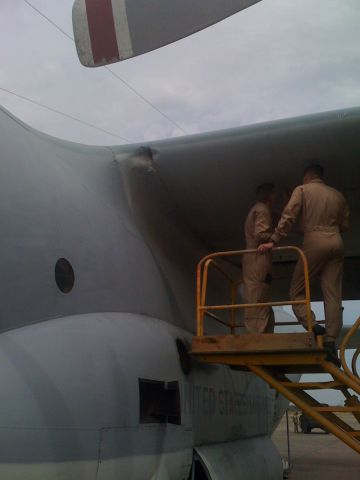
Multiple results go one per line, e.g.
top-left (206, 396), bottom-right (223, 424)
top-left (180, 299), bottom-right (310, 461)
top-left (1, 0), bottom-right (360, 478)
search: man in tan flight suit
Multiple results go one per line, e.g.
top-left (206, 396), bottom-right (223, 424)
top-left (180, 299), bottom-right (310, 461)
top-left (258, 164), bottom-right (349, 355)
top-left (243, 183), bottom-right (276, 334)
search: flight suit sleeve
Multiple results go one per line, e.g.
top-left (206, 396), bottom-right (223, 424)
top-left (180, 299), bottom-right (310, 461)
top-left (340, 198), bottom-right (350, 232)
top-left (254, 207), bottom-right (273, 244)
top-left (271, 186), bottom-right (303, 244)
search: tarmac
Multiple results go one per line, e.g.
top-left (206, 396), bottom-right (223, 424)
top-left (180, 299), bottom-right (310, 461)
top-left (272, 412), bottom-right (360, 479)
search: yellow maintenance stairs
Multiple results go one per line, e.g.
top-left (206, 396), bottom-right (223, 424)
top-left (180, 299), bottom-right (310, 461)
top-left (191, 247), bottom-right (360, 454)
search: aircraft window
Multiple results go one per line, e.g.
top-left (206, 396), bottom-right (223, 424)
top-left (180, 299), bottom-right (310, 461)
top-left (139, 379), bottom-right (181, 425)
top-left (55, 258), bottom-right (75, 293)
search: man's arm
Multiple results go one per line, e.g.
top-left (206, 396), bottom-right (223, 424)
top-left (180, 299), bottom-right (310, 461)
top-left (254, 207), bottom-right (273, 244)
top-left (270, 185), bottom-right (303, 244)
top-left (340, 197), bottom-right (350, 233)
top-left (258, 186), bottom-right (303, 252)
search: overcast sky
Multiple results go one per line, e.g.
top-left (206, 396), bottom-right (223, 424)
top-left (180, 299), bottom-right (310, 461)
top-left (1, 0), bottom-right (360, 146)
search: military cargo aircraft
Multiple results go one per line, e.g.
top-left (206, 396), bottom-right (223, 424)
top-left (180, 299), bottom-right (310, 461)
top-left (0, 1), bottom-right (359, 478)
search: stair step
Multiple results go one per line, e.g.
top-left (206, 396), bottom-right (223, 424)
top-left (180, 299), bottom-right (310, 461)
top-left (192, 332), bottom-right (318, 353)
top-left (313, 406), bottom-right (360, 412)
top-left (280, 381), bottom-right (343, 390)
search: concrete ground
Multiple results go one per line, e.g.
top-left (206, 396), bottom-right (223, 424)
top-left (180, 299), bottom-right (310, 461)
top-left (272, 412), bottom-right (360, 479)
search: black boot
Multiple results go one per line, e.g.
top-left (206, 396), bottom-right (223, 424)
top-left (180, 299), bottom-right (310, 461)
top-left (312, 324), bottom-right (326, 337)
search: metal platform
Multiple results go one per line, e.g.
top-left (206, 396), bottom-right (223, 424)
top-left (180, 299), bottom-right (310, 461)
top-left (192, 247), bottom-right (360, 455)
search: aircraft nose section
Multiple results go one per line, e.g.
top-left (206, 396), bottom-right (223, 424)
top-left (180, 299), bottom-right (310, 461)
top-left (0, 314), bottom-right (140, 431)
top-left (0, 312), bottom-right (190, 478)
top-left (0, 314), bottom-right (128, 476)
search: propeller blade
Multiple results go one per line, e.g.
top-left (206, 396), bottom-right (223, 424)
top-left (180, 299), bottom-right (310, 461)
top-left (72, 0), bottom-right (262, 67)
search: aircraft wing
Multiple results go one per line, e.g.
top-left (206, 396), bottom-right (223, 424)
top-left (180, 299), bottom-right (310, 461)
top-left (72, 0), bottom-right (262, 66)
top-left (114, 106), bottom-right (360, 303)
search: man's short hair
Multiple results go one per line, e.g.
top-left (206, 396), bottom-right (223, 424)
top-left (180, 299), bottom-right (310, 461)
top-left (256, 182), bottom-right (275, 202)
top-left (304, 163), bottom-right (324, 179)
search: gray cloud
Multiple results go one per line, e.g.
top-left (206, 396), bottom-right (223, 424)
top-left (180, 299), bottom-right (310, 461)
top-left (1, 0), bottom-right (360, 144)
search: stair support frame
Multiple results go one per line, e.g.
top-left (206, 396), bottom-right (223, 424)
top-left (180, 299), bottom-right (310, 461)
top-left (249, 364), bottom-right (360, 454)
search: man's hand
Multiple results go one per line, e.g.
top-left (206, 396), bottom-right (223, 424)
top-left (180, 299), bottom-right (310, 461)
top-left (258, 242), bottom-right (274, 253)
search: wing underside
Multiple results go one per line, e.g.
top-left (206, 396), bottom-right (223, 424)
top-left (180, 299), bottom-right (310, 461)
top-left (115, 107), bottom-right (360, 302)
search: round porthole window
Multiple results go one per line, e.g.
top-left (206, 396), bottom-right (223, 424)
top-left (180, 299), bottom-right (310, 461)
top-left (55, 258), bottom-right (75, 293)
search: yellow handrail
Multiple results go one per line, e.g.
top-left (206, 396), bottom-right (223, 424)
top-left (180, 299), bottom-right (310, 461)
top-left (340, 316), bottom-right (360, 384)
top-left (200, 258), bottom-right (241, 334)
top-left (196, 246), bottom-right (312, 337)
top-left (200, 259), bottom-right (235, 307)
top-left (352, 347), bottom-right (360, 378)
